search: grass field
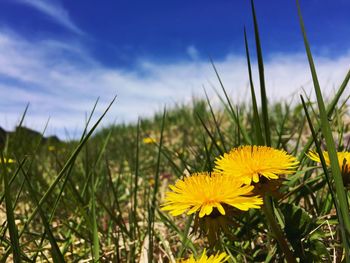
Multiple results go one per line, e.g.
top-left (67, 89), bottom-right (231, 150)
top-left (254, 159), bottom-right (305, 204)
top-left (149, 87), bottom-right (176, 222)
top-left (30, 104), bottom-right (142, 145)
top-left (1, 1), bottom-right (350, 262)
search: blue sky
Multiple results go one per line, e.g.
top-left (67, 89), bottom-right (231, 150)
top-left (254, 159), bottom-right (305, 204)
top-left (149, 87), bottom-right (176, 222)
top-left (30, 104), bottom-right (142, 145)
top-left (0, 0), bottom-right (349, 138)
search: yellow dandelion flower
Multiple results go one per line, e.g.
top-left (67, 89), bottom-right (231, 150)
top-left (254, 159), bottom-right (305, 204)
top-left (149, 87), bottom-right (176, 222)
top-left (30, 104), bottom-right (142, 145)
top-left (307, 150), bottom-right (350, 174)
top-left (214, 145), bottom-right (299, 184)
top-left (177, 250), bottom-right (229, 263)
top-left (161, 172), bottom-right (263, 218)
top-left (143, 137), bottom-right (156, 144)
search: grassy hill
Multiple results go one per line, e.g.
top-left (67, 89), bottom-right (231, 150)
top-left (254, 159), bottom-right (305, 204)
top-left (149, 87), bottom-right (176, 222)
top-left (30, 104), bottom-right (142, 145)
top-left (1, 93), bottom-right (349, 261)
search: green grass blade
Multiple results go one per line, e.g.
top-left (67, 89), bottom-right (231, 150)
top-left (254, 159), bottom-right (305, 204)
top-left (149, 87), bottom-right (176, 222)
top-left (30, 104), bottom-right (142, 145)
top-left (14, 96), bottom-right (116, 241)
top-left (81, 97), bottom-right (100, 140)
top-left (300, 95), bottom-right (339, 213)
top-left (210, 59), bottom-right (251, 144)
top-left (339, 91), bottom-right (350, 111)
top-left (157, 209), bottom-right (196, 253)
top-left (244, 27), bottom-right (264, 145)
top-left (275, 103), bottom-right (292, 149)
top-left (301, 94), bottom-right (349, 257)
top-left (80, 124), bottom-right (113, 199)
top-left (148, 109), bottom-right (166, 262)
top-left (203, 88), bottom-right (227, 152)
top-left (32, 165), bottom-right (73, 261)
top-left (10, 103), bottom-right (29, 146)
top-left (291, 116), bottom-right (306, 155)
top-left (91, 170), bottom-right (100, 262)
top-left (130, 119), bottom-right (141, 262)
top-left (263, 196), bottom-right (296, 263)
top-left (21, 167), bottom-right (65, 263)
top-left (202, 136), bottom-right (213, 171)
top-left (251, 0), bottom-right (271, 146)
top-left (88, 131), bottom-right (113, 262)
top-left (298, 70), bottom-right (350, 160)
top-left (1, 154), bottom-right (21, 263)
top-left (177, 214), bottom-right (195, 258)
top-left (296, 0), bottom-right (350, 259)
top-left (1, 120), bottom-right (50, 262)
top-left (96, 195), bottom-right (130, 237)
top-left (105, 161), bottom-right (131, 237)
top-left (196, 112), bottom-right (224, 155)
top-left (325, 70), bottom-right (350, 119)
top-left (0, 158), bottom-right (27, 205)
top-left (159, 146), bottom-right (189, 178)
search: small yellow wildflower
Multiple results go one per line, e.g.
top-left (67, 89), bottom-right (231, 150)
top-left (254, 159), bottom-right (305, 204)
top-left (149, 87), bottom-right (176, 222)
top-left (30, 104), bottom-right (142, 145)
top-left (143, 137), bottom-right (156, 144)
top-left (149, 178), bottom-right (155, 186)
top-left (177, 250), bottom-right (229, 263)
top-left (0, 158), bottom-right (15, 164)
top-left (214, 145), bottom-right (299, 184)
top-left (48, 145), bottom-right (56, 151)
top-left (307, 150), bottom-right (350, 174)
top-left (161, 172), bottom-right (263, 218)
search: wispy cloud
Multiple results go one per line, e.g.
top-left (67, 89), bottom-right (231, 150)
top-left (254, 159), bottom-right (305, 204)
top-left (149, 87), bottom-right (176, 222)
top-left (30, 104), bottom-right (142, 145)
top-left (15, 0), bottom-right (82, 34)
top-left (0, 29), bottom-right (349, 139)
top-left (186, 45), bottom-right (200, 60)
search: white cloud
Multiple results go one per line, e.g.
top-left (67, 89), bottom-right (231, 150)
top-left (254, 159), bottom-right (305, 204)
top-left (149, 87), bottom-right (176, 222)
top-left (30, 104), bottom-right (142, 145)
top-left (186, 45), bottom-right (200, 60)
top-left (14, 0), bottom-right (82, 34)
top-left (0, 30), bottom-right (349, 139)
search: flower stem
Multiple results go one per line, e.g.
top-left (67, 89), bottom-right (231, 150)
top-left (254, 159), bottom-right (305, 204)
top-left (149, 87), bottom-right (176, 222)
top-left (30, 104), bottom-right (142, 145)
top-left (263, 195), bottom-right (296, 263)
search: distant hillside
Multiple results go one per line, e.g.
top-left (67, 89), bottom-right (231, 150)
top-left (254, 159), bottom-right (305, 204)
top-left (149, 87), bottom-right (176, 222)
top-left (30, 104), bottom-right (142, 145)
top-left (0, 126), bottom-right (60, 149)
